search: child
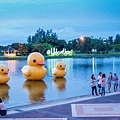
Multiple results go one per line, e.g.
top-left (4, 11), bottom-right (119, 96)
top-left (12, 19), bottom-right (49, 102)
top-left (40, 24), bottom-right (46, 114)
top-left (101, 74), bottom-right (106, 96)
top-left (91, 74), bottom-right (98, 96)
top-left (0, 98), bottom-right (7, 116)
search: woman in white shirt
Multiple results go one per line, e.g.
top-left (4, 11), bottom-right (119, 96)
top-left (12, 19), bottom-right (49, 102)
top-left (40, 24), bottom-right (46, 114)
top-left (0, 98), bottom-right (7, 116)
top-left (91, 74), bottom-right (98, 96)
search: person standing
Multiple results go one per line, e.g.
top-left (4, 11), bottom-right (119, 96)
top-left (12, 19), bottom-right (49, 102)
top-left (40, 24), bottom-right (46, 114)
top-left (101, 73), bottom-right (106, 96)
top-left (0, 98), bottom-right (7, 116)
top-left (90, 74), bottom-right (98, 96)
top-left (113, 73), bottom-right (118, 92)
top-left (97, 72), bottom-right (102, 95)
top-left (107, 72), bottom-right (113, 93)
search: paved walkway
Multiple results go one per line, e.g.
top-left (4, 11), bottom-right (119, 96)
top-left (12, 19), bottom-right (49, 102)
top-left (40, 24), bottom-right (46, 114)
top-left (0, 92), bottom-right (120, 120)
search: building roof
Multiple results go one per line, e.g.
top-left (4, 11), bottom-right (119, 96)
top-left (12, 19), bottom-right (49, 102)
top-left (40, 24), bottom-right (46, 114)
top-left (7, 47), bottom-right (15, 51)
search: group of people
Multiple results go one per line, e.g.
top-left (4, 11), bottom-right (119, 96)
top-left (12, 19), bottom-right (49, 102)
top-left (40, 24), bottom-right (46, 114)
top-left (90, 72), bottom-right (119, 96)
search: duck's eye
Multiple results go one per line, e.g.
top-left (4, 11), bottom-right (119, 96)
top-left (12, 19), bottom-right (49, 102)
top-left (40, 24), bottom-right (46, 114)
top-left (33, 59), bottom-right (36, 63)
top-left (8, 69), bottom-right (9, 71)
top-left (1, 69), bottom-right (4, 72)
top-left (60, 65), bottom-right (62, 67)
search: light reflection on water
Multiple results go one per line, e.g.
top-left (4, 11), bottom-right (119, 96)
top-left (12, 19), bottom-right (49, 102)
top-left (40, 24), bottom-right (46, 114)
top-left (0, 57), bottom-right (120, 108)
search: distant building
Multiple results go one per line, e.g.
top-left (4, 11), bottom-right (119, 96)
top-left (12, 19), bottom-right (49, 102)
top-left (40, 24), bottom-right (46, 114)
top-left (4, 47), bottom-right (17, 58)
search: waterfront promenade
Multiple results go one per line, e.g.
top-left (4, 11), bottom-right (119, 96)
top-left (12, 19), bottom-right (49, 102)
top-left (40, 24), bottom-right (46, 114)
top-left (0, 91), bottom-right (120, 120)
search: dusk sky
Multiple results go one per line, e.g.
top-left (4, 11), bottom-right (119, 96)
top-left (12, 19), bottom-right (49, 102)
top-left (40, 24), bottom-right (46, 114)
top-left (0, 0), bottom-right (120, 46)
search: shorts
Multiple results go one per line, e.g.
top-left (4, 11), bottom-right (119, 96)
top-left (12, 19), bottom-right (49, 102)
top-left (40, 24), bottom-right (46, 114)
top-left (98, 84), bottom-right (101, 88)
top-left (0, 110), bottom-right (7, 116)
top-left (113, 81), bottom-right (118, 86)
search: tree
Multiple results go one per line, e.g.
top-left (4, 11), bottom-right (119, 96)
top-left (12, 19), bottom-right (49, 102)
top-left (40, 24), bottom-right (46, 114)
top-left (26, 43), bottom-right (34, 53)
top-left (32, 43), bottom-right (53, 55)
top-left (108, 36), bottom-right (113, 45)
top-left (114, 34), bottom-right (120, 44)
top-left (27, 28), bottom-right (58, 45)
top-left (27, 35), bottom-right (32, 43)
top-left (18, 43), bottom-right (28, 55)
top-left (66, 41), bottom-right (73, 50)
top-left (57, 39), bottom-right (67, 51)
top-left (11, 43), bottom-right (28, 55)
top-left (11, 43), bottom-right (19, 50)
top-left (114, 44), bottom-right (120, 52)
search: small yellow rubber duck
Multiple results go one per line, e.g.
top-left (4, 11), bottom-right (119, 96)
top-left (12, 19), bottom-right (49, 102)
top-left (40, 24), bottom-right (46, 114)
top-left (21, 52), bottom-right (47, 80)
top-left (0, 64), bottom-right (10, 84)
top-left (52, 61), bottom-right (67, 78)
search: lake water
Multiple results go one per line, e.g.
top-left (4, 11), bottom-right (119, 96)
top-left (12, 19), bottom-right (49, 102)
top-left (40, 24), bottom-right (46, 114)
top-left (0, 57), bottom-right (120, 108)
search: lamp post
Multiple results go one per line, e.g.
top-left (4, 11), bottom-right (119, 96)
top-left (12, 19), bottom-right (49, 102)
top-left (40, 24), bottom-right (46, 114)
top-left (79, 36), bottom-right (86, 53)
top-left (80, 36), bottom-right (85, 43)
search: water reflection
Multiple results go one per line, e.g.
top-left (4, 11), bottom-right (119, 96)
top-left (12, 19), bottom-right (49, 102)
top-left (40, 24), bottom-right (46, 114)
top-left (5, 60), bottom-right (18, 73)
top-left (0, 57), bottom-right (120, 108)
top-left (92, 57), bottom-right (95, 73)
top-left (46, 58), bottom-right (73, 74)
top-left (52, 77), bottom-right (66, 91)
top-left (0, 84), bottom-right (10, 100)
top-left (23, 80), bottom-right (47, 104)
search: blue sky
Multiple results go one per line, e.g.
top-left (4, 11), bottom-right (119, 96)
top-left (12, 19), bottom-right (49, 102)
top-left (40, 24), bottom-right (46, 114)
top-left (0, 0), bottom-right (120, 45)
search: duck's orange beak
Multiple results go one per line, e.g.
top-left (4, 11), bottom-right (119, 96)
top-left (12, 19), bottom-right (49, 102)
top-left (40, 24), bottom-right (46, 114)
top-left (4, 72), bottom-right (8, 74)
top-left (36, 62), bottom-right (45, 65)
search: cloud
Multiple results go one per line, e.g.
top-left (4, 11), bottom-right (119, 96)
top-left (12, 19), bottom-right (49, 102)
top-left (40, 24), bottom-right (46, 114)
top-left (0, 17), bottom-right (119, 46)
top-left (54, 26), bottom-right (80, 40)
top-left (0, 0), bottom-right (120, 46)
top-left (0, 0), bottom-right (71, 4)
top-left (0, 19), bottom-right (35, 45)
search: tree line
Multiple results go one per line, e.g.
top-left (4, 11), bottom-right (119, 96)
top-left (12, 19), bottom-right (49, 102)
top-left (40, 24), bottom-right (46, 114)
top-left (0, 28), bottom-right (120, 55)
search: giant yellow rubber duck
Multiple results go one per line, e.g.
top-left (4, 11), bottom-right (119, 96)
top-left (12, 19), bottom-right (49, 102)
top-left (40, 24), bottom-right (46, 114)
top-left (0, 64), bottom-right (10, 84)
top-left (23, 80), bottom-right (47, 103)
top-left (52, 61), bottom-right (67, 78)
top-left (21, 52), bottom-right (47, 80)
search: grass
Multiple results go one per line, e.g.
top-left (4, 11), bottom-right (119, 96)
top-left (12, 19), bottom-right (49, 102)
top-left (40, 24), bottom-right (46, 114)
top-left (45, 52), bottom-right (120, 59)
top-left (0, 52), bottom-right (120, 60)
top-left (72, 52), bottom-right (120, 58)
top-left (0, 56), bottom-right (27, 60)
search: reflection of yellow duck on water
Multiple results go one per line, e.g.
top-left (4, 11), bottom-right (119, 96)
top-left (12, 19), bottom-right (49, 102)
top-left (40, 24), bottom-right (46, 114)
top-left (21, 52), bottom-right (47, 80)
top-left (0, 64), bottom-right (10, 84)
top-left (52, 77), bottom-right (66, 91)
top-left (52, 61), bottom-right (67, 78)
top-left (0, 84), bottom-right (10, 100)
top-left (23, 80), bottom-right (47, 103)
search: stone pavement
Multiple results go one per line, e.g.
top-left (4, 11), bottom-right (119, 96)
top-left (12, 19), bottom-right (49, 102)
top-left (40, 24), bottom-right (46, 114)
top-left (0, 92), bottom-right (120, 120)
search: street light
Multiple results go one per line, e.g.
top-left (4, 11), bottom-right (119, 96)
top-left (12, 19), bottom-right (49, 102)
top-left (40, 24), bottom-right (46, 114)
top-left (80, 36), bottom-right (85, 43)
